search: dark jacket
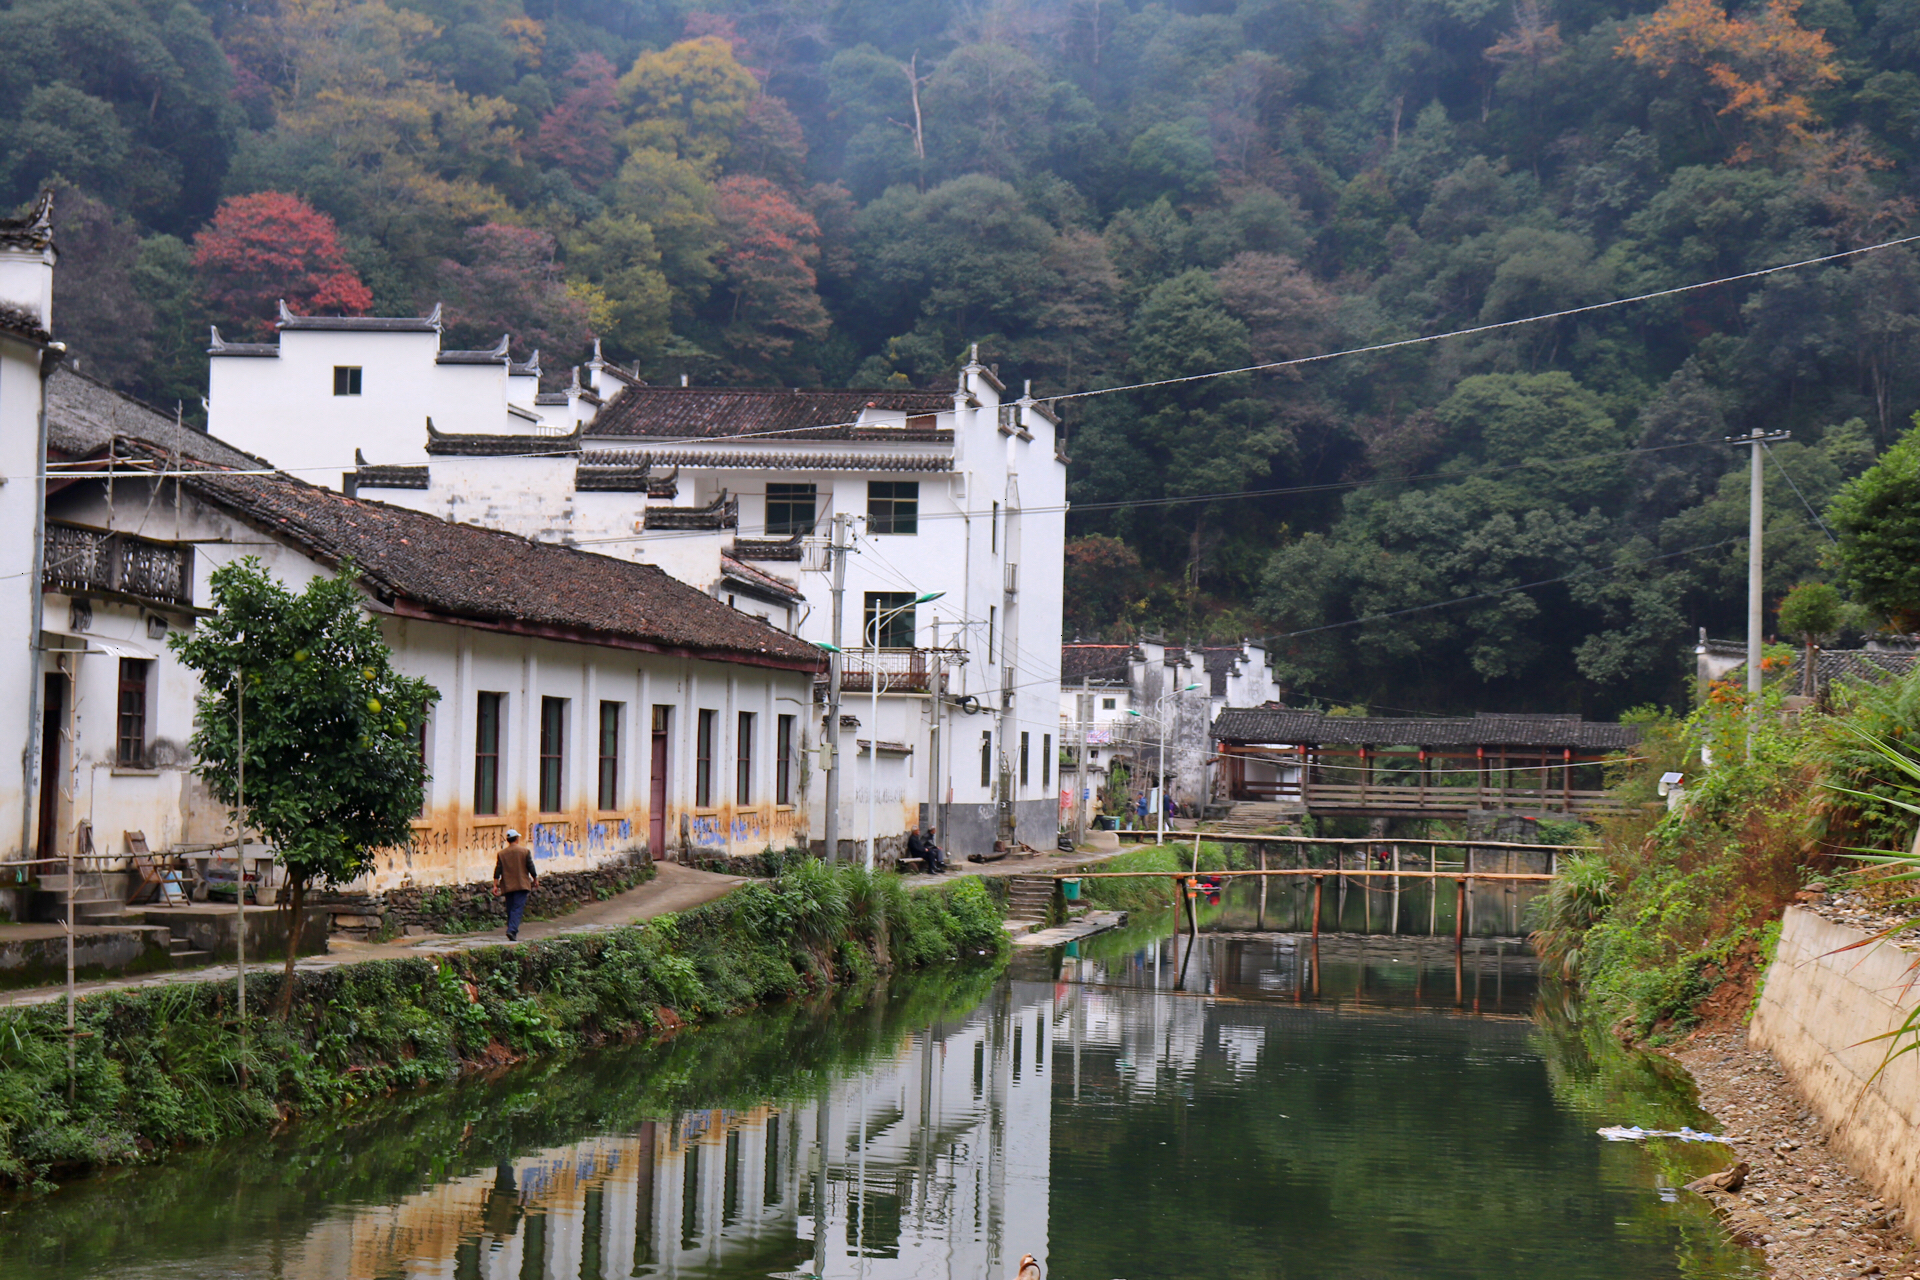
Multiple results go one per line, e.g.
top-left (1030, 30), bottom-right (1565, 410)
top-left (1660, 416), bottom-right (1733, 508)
top-left (906, 830), bottom-right (930, 858)
top-left (494, 842), bottom-right (537, 893)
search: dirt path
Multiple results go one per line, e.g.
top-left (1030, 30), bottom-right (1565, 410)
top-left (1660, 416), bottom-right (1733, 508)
top-left (0, 862), bottom-right (748, 1010)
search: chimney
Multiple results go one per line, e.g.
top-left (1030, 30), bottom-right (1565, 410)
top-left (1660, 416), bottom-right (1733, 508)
top-left (0, 192), bottom-right (56, 333)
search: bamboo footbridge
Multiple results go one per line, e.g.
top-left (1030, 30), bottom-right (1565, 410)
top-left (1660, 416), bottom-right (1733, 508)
top-left (1055, 833), bottom-right (1585, 944)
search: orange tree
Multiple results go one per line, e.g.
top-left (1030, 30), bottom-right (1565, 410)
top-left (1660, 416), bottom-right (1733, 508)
top-left (171, 558), bottom-right (436, 1014)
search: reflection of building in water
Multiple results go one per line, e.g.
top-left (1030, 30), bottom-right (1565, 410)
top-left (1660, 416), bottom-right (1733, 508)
top-left (280, 982), bottom-right (1056, 1280)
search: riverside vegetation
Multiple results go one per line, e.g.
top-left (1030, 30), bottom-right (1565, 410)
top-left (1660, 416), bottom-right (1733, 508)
top-left (0, 861), bottom-right (1005, 1191)
top-left (1528, 666), bottom-right (1920, 1042)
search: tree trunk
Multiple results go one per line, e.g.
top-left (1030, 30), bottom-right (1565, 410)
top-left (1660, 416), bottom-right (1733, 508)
top-left (276, 877), bottom-right (307, 1019)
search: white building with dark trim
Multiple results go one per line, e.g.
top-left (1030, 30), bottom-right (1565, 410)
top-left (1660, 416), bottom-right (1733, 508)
top-left (203, 310), bottom-right (1069, 858)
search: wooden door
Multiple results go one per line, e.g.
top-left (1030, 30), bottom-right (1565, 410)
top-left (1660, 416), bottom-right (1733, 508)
top-left (35, 674), bottom-right (64, 860)
top-left (649, 705), bottom-right (670, 862)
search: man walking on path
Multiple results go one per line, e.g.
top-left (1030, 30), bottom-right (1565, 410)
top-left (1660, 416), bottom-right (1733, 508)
top-left (492, 831), bottom-right (537, 941)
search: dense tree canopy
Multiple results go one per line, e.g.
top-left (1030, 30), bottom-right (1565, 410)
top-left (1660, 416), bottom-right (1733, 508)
top-left (19, 0), bottom-right (1920, 711)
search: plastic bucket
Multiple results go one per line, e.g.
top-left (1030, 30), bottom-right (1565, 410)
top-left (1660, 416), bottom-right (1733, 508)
top-left (1061, 878), bottom-right (1081, 901)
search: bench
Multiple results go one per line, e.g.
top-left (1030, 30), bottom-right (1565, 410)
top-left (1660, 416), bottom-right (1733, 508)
top-left (895, 855), bottom-right (931, 874)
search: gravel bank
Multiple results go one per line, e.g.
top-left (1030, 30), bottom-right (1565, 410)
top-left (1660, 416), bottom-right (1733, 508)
top-left (1675, 1029), bottom-right (1916, 1280)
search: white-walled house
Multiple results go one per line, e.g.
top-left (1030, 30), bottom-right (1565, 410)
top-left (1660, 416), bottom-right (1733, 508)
top-left (35, 395), bottom-right (823, 898)
top-left (1, 195), bottom-right (58, 876)
top-left (202, 309), bottom-right (1069, 858)
top-left (1057, 640), bottom-right (1281, 826)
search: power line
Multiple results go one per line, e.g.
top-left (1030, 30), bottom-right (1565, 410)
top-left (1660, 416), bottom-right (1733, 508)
top-left (1046, 232), bottom-right (1920, 405)
top-left (1268, 536), bottom-right (1744, 641)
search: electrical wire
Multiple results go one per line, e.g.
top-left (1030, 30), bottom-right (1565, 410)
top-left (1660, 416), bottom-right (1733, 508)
top-left (42, 231), bottom-right (1920, 485)
top-left (1763, 443), bottom-right (1838, 545)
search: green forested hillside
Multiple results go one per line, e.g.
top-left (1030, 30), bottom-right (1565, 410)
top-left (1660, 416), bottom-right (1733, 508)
top-left (10, 0), bottom-right (1920, 712)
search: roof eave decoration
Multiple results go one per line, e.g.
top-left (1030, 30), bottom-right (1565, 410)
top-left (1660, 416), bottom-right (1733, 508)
top-left (0, 191), bottom-right (55, 253)
top-left (424, 416), bottom-right (582, 457)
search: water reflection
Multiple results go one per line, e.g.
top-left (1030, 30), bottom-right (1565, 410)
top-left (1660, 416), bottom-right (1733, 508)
top-left (1171, 869), bottom-right (1549, 937)
top-left (4, 928), bottom-right (1757, 1280)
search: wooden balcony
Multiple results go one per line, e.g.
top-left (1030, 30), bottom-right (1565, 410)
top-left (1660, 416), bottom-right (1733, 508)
top-left (43, 521), bottom-right (194, 608)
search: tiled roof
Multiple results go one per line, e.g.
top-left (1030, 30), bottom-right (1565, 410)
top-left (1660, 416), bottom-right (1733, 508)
top-left (45, 367), bottom-right (261, 470)
top-left (582, 446), bottom-right (951, 471)
top-left (731, 535), bottom-right (804, 562)
top-left (720, 554), bottom-right (805, 603)
top-left (1201, 646), bottom-right (1243, 696)
top-left (1210, 707), bottom-right (1642, 751)
top-left (425, 419), bottom-right (581, 456)
top-left (0, 193), bottom-right (53, 252)
top-left (1061, 644), bottom-right (1140, 682)
top-left (1733, 649), bottom-right (1920, 692)
top-left (277, 300), bottom-right (440, 333)
top-left (590, 386), bottom-right (956, 442)
top-left (574, 465), bottom-right (651, 492)
top-left (354, 465), bottom-right (429, 490)
top-left (207, 326), bottom-right (280, 357)
top-left (644, 492), bottom-right (737, 530)
top-left (0, 302), bottom-right (51, 344)
top-left (174, 465), bottom-right (822, 670)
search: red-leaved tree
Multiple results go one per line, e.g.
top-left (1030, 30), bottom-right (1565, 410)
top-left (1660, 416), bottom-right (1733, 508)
top-left (713, 175), bottom-right (828, 368)
top-left (193, 192), bottom-right (372, 337)
top-left (434, 223), bottom-right (591, 362)
top-left (536, 54), bottom-right (620, 187)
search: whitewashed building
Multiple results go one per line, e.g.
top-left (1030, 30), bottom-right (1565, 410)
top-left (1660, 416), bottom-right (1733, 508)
top-left (203, 309), bottom-right (1069, 859)
top-left (1058, 640), bottom-right (1281, 827)
top-left (1, 195), bottom-right (59, 879)
top-left (33, 388), bottom-right (823, 896)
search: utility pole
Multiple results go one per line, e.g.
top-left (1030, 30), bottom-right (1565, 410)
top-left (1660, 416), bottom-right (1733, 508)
top-left (822, 513), bottom-right (851, 861)
top-left (1731, 427), bottom-right (1790, 756)
top-left (1077, 677), bottom-right (1092, 846)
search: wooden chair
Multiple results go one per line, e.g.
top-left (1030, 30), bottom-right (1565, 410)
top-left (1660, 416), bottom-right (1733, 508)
top-left (125, 831), bottom-right (168, 904)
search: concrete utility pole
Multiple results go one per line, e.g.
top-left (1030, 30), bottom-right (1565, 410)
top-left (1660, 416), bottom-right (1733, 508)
top-left (822, 513), bottom-right (851, 861)
top-left (1077, 677), bottom-right (1092, 845)
top-left (1732, 427), bottom-right (1790, 756)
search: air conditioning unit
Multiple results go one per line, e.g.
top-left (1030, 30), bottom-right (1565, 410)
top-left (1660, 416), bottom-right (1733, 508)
top-left (800, 539), bottom-right (832, 573)
top-left (1003, 562), bottom-right (1018, 596)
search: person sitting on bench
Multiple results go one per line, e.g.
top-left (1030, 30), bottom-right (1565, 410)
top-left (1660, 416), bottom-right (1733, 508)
top-left (906, 827), bottom-right (947, 874)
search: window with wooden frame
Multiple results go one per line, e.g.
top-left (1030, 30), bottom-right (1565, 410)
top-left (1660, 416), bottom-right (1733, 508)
top-left (736, 711), bottom-right (755, 805)
top-left (696, 709), bottom-right (716, 807)
top-left (776, 714), bottom-right (794, 806)
top-left (1043, 733), bottom-right (1051, 787)
top-left (474, 692), bottom-right (503, 815)
top-left (980, 731), bottom-right (992, 788)
top-left (116, 658), bottom-right (150, 767)
top-left (598, 701), bottom-right (622, 811)
top-left (539, 697), bottom-right (566, 812)
top-left (1020, 731), bottom-right (1030, 787)
top-left (332, 365), bottom-right (362, 396)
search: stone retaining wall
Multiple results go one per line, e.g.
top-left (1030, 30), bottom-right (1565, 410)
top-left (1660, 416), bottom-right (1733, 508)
top-left (1750, 906), bottom-right (1920, 1239)
top-left (314, 851), bottom-right (652, 940)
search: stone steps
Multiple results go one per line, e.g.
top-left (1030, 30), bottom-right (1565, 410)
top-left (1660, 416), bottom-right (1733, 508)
top-left (1005, 875), bottom-right (1056, 923)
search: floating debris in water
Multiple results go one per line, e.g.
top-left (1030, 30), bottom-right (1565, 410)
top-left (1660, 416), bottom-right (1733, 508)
top-left (1597, 1125), bottom-right (1731, 1143)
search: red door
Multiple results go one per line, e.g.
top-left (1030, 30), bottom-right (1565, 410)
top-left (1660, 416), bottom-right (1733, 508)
top-left (649, 705), bottom-right (670, 862)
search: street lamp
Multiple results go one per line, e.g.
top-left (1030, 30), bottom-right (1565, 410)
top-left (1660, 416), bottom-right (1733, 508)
top-left (1128, 682), bottom-right (1201, 846)
top-left (862, 590), bottom-right (944, 870)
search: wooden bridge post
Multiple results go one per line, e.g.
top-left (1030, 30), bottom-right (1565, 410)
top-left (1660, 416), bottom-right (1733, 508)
top-left (1312, 874), bottom-right (1324, 937)
top-left (1455, 876), bottom-right (1466, 949)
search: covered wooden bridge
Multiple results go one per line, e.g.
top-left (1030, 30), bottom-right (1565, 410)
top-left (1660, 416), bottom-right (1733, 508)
top-left (1212, 708), bottom-right (1641, 819)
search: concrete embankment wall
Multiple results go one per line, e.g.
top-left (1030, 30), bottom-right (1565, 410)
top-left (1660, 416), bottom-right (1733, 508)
top-left (1751, 906), bottom-right (1920, 1235)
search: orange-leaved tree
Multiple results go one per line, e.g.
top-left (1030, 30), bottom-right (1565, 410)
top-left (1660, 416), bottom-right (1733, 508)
top-left (1616, 0), bottom-right (1839, 161)
top-left (193, 192), bottom-right (372, 337)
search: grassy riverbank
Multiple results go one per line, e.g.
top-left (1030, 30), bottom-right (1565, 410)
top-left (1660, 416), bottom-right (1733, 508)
top-left (1531, 675), bottom-right (1920, 1041)
top-left (0, 862), bottom-right (1005, 1191)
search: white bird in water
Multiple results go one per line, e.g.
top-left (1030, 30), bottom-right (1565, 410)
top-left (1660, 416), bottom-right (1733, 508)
top-left (1016, 1254), bottom-right (1041, 1280)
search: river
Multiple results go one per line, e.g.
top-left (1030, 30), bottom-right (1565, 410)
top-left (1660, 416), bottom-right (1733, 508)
top-left (2, 890), bottom-right (1759, 1280)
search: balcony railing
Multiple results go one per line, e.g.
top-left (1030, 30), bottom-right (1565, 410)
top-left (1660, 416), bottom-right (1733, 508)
top-left (43, 522), bottom-right (194, 608)
top-left (830, 647), bottom-right (963, 694)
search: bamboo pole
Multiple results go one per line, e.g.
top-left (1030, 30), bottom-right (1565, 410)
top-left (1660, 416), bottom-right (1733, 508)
top-left (1312, 875), bottom-right (1323, 937)
top-left (1055, 869), bottom-right (1553, 881)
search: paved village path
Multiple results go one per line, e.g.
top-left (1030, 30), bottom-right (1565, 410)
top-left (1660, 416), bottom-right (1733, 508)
top-left (0, 834), bottom-right (1146, 1011)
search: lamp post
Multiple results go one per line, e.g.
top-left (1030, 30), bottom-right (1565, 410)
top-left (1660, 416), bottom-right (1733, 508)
top-left (1129, 682), bottom-right (1201, 846)
top-left (845, 590), bottom-right (944, 871)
